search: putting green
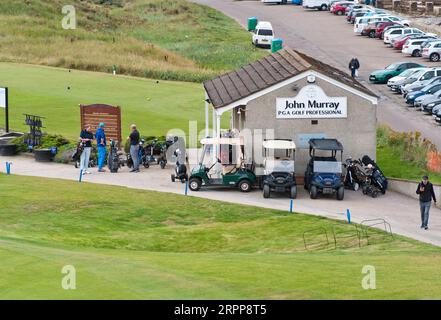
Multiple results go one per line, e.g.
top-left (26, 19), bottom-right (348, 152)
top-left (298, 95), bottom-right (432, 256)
top-left (1, 174), bottom-right (441, 299)
top-left (0, 63), bottom-right (227, 140)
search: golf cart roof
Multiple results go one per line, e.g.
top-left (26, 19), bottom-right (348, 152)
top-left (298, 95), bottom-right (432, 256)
top-left (200, 137), bottom-right (244, 146)
top-left (309, 138), bottom-right (343, 151)
top-left (263, 139), bottom-right (296, 150)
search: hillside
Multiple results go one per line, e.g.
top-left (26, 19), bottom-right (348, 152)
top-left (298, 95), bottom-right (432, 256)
top-left (0, 0), bottom-right (266, 82)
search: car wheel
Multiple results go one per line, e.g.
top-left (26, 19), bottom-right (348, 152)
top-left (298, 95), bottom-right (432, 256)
top-left (310, 185), bottom-right (318, 199)
top-left (239, 180), bottom-right (252, 193)
top-left (171, 174), bottom-right (175, 183)
top-left (337, 186), bottom-right (345, 201)
top-left (412, 49), bottom-right (420, 57)
top-left (353, 182), bottom-right (360, 192)
top-left (290, 185), bottom-right (297, 199)
top-left (160, 160), bottom-right (166, 169)
top-left (189, 178), bottom-right (202, 191)
top-left (369, 30), bottom-right (375, 38)
top-left (320, 4), bottom-right (327, 10)
top-left (337, 10), bottom-right (343, 15)
top-left (263, 184), bottom-right (270, 198)
top-left (430, 53), bottom-right (440, 62)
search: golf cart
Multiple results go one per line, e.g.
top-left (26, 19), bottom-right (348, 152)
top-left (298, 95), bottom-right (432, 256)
top-left (188, 137), bottom-right (256, 192)
top-left (262, 139), bottom-right (297, 199)
top-left (304, 138), bottom-right (345, 200)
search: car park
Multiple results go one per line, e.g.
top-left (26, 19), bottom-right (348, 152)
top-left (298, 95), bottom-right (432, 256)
top-left (303, 0), bottom-right (331, 10)
top-left (252, 21), bottom-right (274, 48)
top-left (369, 62), bottom-right (424, 84)
top-left (422, 40), bottom-right (441, 62)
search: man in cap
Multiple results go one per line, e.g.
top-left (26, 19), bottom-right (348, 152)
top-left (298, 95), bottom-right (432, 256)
top-left (127, 124), bottom-right (140, 173)
top-left (416, 175), bottom-right (437, 230)
top-left (96, 122), bottom-right (107, 172)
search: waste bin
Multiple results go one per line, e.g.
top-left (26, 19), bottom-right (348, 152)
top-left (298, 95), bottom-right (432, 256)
top-left (247, 17), bottom-right (258, 31)
top-left (271, 38), bottom-right (283, 53)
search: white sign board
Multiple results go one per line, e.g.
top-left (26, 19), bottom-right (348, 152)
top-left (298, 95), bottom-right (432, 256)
top-left (276, 85), bottom-right (347, 119)
top-left (0, 88), bottom-right (6, 109)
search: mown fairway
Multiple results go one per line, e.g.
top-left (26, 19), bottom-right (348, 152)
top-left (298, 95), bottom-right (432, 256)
top-left (1, 174), bottom-right (441, 299)
top-left (0, 63), bottom-right (230, 139)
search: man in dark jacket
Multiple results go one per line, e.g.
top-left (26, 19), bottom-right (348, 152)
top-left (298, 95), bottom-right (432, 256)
top-left (349, 58), bottom-right (360, 78)
top-left (416, 175), bottom-right (437, 230)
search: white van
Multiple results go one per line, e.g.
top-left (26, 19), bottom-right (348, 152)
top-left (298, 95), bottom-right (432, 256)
top-left (262, 0), bottom-right (288, 3)
top-left (252, 21), bottom-right (274, 47)
top-left (303, 0), bottom-right (331, 11)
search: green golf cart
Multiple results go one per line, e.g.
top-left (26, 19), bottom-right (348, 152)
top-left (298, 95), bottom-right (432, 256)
top-left (188, 137), bottom-right (256, 192)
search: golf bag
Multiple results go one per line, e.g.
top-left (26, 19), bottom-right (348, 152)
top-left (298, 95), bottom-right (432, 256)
top-left (72, 142), bottom-right (84, 163)
top-left (145, 138), bottom-right (167, 169)
top-left (342, 158), bottom-right (365, 191)
top-left (108, 140), bottom-right (121, 173)
top-left (171, 149), bottom-right (188, 183)
top-left (361, 155), bottom-right (388, 194)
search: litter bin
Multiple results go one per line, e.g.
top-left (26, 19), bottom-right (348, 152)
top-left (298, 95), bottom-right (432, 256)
top-left (248, 17), bottom-right (258, 31)
top-left (271, 38), bottom-right (283, 53)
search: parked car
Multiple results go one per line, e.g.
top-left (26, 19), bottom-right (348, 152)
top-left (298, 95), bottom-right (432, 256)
top-left (330, 1), bottom-right (353, 15)
top-left (434, 108), bottom-right (441, 124)
top-left (261, 0), bottom-right (289, 4)
top-left (393, 35), bottom-right (434, 51)
top-left (369, 62), bottom-right (424, 84)
top-left (402, 38), bottom-right (437, 57)
top-left (252, 21), bottom-right (274, 48)
top-left (419, 95), bottom-right (441, 113)
top-left (362, 21), bottom-right (384, 37)
top-left (354, 15), bottom-right (395, 34)
top-left (384, 27), bottom-right (425, 45)
top-left (391, 68), bottom-right (428, 93)
top-left (401, 69), bottom-right (441, 96)
top-left (376, 23), bottom-right (401, 39)
top-left (422, 40), bottom-right (441, 62)
top-left (405, 82), bottom-right (441, 106)
top-left (303, 0), bottom-right (331, 10)
top-left (387, 67), bottom-right (426, 90)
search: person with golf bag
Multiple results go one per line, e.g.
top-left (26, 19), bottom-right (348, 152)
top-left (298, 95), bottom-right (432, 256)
top-left (416, 175), bottom-right (437, 230)
top-left (96, 123), bottom-right (107, 172)
top-left (79, 124), bottom-right (94, 175)
top-left (127, 124), bottom-right (140, 173)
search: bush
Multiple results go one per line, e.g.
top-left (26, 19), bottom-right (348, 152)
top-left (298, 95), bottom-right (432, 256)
top-left (9, 136), bottom-right (28, 153)
top-left (36, 134), bottom-right (71, 150)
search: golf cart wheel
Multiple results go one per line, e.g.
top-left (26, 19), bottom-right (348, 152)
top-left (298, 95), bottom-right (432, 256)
top-left (143, 162), bottom-right (149, 168)
top-left (310, 185), bottom-right (318, 199)
top-left (160, 160), bottom-right (166, 169)
top-left (337, 186), bottom-right (345, 201)
top-left (189, 178), bottom-right (202, 191)
top-left (239, 180), bottom-right (252, 193)
top-left (362, 185), bottom-right (368, 195)
top-left (290, 185), bottom-right (297, 199)
top-left (371, 191), bottom-right (378, 198)
top-left (353, 182), bottom-right (360, 191)
top-left (263, 184), bottom-right (271, 198)
top-left (171, 174), bottom-right (176, 182)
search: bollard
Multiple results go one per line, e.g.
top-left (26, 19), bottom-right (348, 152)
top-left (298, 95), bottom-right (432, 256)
top-left (6, 162), bottom-right (11, 175)
top-left (185, 181), bottom-right (189, 196)
top-left (79, 169), bottom-right (83, 182)
top-left (346, 208), bottom-right (351, 224)
top-left (289, 199), bottom-right (294, 213)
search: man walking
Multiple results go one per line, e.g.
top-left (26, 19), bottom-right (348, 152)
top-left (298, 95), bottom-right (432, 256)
top-left (349, 57), bottom-right (360, 78)
top-left (416, 175), bottom-right (437, 230)
top-left (128, 124), bottom-right (140, 173)
top-left (96, 122), bottom-right (107, 172)
top-left (79, 124), bottom-right (94, 175)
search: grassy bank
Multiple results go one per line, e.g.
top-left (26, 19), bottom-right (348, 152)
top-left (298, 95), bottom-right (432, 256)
top-left (1, 174), bottom-right (441, 299)
top-left (0, 63), bottom-right (229, 139)
top-left (0, 0), bottom-right (266, 82)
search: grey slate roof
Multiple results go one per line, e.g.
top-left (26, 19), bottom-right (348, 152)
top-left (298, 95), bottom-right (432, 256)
top-left (203, 47), bottom-right (376, 109)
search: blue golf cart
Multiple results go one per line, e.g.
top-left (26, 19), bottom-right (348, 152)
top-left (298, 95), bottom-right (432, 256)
top-left (304, 138), bottom-right (345, 200)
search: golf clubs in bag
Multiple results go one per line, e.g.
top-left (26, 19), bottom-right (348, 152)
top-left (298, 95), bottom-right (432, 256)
top-left (72, 142), bottom-right (84, 168)
top-left (171, 149), bottom-right (188, 183)
top-left (108, 140), bottom-right (121, 173)
top-left (361, 155), bottom-right (388, 194)
top-left (342, 158), bottom-right (365, 191)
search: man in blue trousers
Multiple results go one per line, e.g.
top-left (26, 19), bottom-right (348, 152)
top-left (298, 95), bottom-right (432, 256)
top-left (416, 175), bottom-right (437, 230)
top-left (96, 122), bottom-right (107, 172)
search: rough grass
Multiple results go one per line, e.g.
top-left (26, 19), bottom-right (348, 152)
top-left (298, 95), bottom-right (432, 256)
top-left (0, 0), bottom-right (266, 82)
top-left (1, 174), bottom-right (441, 299)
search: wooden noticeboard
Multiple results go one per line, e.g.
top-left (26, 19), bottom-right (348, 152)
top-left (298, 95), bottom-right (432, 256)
top-left (80, 104), bottom-right (122, 142)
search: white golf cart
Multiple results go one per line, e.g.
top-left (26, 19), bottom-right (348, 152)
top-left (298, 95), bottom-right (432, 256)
top-left (262, 139), bottom-right (297, 199)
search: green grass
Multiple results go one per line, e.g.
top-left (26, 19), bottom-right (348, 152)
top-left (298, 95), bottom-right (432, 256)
top-left (0, 63), bottom-right (228, 139)
top-left (377, 144), bottom-right (441, 184)
top-left (1, 174), bottom-right (441, 299)
top-left (0, 0), bottom-right (266, 82)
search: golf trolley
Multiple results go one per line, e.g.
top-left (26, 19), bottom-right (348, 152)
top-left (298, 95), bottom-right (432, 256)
top-left (304, 139), bottom-right (345, 201)
top-left (171, 148), bottom-right (188, 183)
top-left (188, 137), bottom-right (256, 192)
top-left (72, 142), bottom-right (96, 169)
top-left (108, 140), bottom-right (125, 173)
top-left (144, 138), bottom-right (168, 169)
top-left (262, 139), bottom-right (297, 199)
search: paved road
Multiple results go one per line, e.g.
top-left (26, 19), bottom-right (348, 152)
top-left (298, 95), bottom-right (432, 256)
top-left (193, 0), bottom-right (441, 148)
top-left (2, 155), bottom-right (441, 247)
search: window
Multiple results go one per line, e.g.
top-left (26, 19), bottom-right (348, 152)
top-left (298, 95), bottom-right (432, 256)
top-left (404, 29), bottom-right (411, 34)
top-left (422, 71), bottom-right (435, 80)
top-left (258, 29), bottom-right (273, 36)
top-left (436, 70), bottom-right (441, 76)
top-left (435, 43), bottom-right (441, 48)
top-left (391, 30), bottom-right (402, 35)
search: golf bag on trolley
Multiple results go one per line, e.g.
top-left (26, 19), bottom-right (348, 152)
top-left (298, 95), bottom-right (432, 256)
top-left (361, 155), bottom-right (388, 195)
top-left (108, 140), bottom-right (122, 173)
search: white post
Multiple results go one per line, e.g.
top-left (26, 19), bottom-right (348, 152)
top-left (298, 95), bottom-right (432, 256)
top-left (205, 91), bottom-right (209, 138)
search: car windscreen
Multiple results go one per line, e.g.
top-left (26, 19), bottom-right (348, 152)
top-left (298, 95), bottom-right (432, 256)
top-left (313, 161), bottom-right (342, 174)
top-left (385, 63), bottom-right (399, 70)
top-left (258, 29), bottom-right (273, 36)
top-left (400, 69), bottom-right (418, 77)
top-left (409, 70), bottom-right (426, 80)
